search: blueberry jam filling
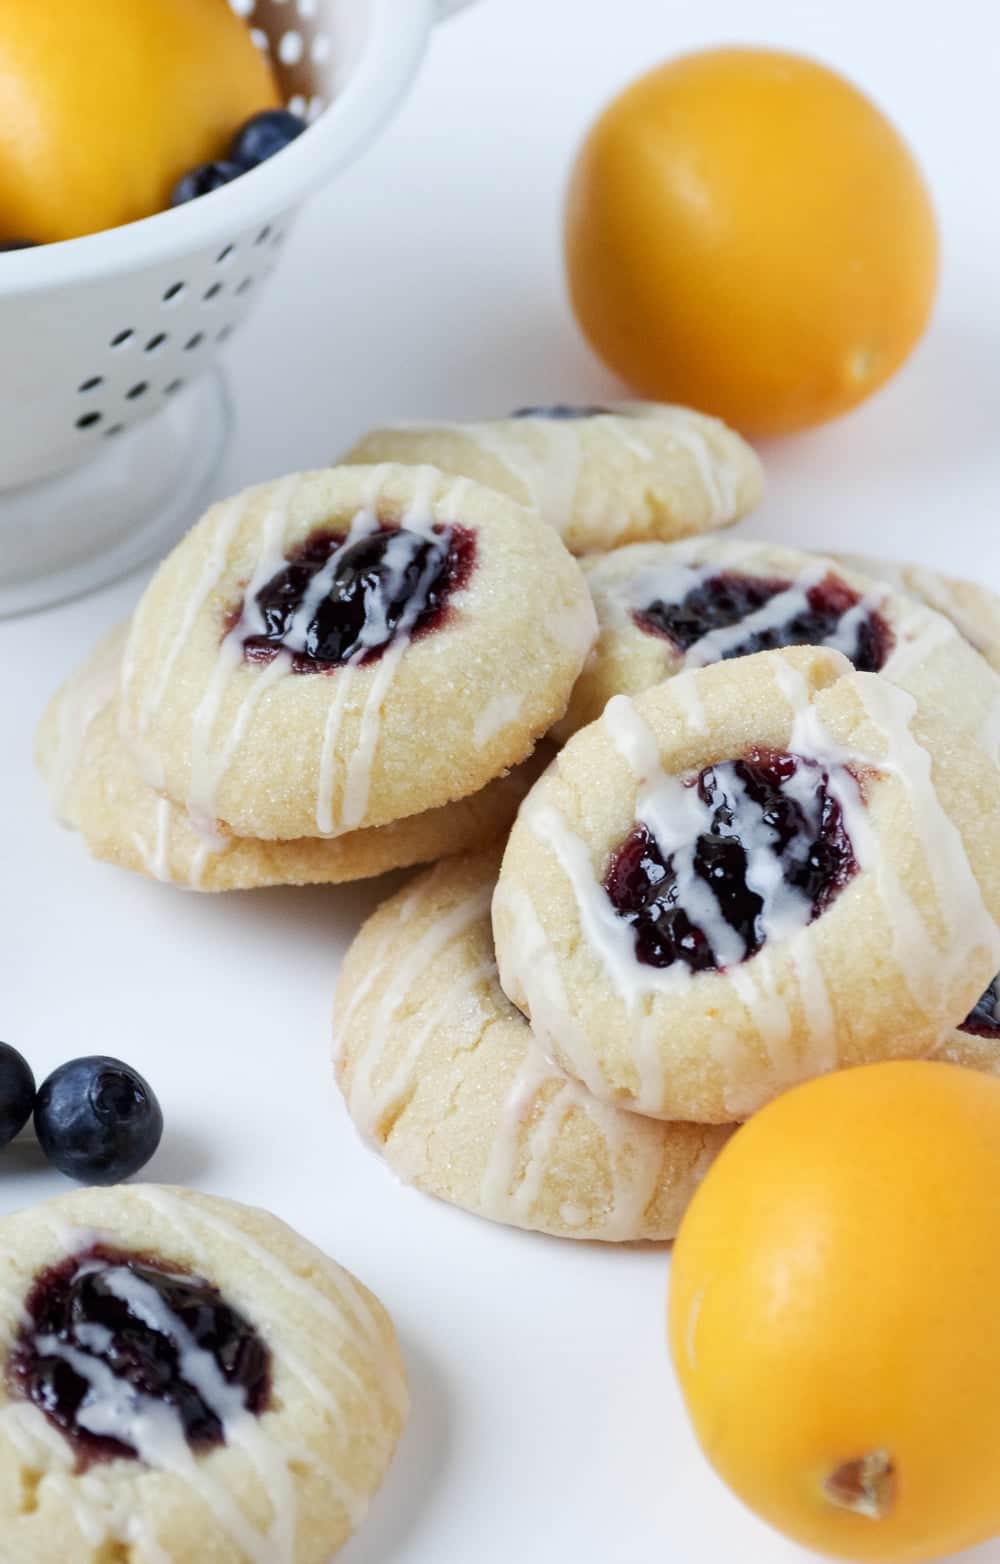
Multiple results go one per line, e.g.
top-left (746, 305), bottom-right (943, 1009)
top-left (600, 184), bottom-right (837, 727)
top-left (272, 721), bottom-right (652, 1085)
top-left (633, 568), bottom-right (893, 673)
top-left (603, 748), bottom-right (859, 972)
top-left (958, 975), bottom-right (1000, 1037)
top-left (237, 522), bottom-right (476, 672)
top-left (510, 404), bottom-right (615, 419)
top-left (9, 1246), bottom-right (270, 1468)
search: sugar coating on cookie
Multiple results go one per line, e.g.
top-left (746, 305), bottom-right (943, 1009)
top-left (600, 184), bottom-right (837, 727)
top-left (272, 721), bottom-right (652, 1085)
top-left (36, 625), bottom-right (547, 892)
top-left (118, 464), bottom-right (595, 841)
top-left (833, 551), bottom-right (1000, 675)
top-left (334, 852), bottom-right (732, 1240)
top-left (341, 401), bottom-right (763, 556)
top-left (560, 536), bottom-right (1000, 741)
top-left (494, 645), bottom-right (1000, 1123)
top-left (0, 1185), bottom-right (407, 1563)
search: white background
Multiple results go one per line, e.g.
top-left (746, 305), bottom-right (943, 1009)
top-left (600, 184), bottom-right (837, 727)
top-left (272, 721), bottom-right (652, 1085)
top-left (3, 1), bottom-right (1000, 1560)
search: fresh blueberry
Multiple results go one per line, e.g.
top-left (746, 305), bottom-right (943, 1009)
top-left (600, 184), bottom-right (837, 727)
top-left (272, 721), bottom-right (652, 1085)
top-left (229, 109), bottom-right (306, 169)
top-left (34, 1057), bottom-right (163, 1185)
top-left (0, 240), bottom-right (37, 251)
top-left (170, 160), bottom-right (245, 207)
top-left (0, 1043), bottom-right (35, 1148)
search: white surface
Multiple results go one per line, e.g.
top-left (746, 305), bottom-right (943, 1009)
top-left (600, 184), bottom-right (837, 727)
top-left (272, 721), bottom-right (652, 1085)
top-left (3, 1), bottom-right (999, 1561)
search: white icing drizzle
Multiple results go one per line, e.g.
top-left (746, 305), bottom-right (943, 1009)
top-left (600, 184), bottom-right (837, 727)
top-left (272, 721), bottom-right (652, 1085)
top-left (621, 555), bottom-right (892, 676)
top-left (350, 958), bottom-right (497, 1144)
top-left (133, 795), bottom-right (174, 883)
top-left (776, 656), bottom-right (1000, 1016)
top-left (478, 1039), bottom-right (664, 1238)
top-left (883, 608), bottom-right (958, 680)
top-left (128, 489), bottom-right (254, 788)
top-left (315, 469), bottom-right (474, 835)
top-left (473, 692), bottom-right (525, 748)
top-left (46, 632), bottom-right (123, 821)
top-left (133, 1188), bottom-right (407, 1420)
top-left (977, 679), bottom-right (1000, 766)
top-left (521, 792), bottom-right (662, 1007)
top-left (349, 886), bottom-right (492, 1122)
top-left (683, 563), bottom-right (827, 667)
top-left (187, 640), bottom-right (291, 830)
top-left (668, 668), bottom-right (708, 734)
top-left (332, 886), bottom-right (423, 1067)
top-left (463, 418), bottom-right (582, 530)
top-left (183, 478), bottom-right (300, 831)
top-left (854, 675), bottom-right (1000, 994)
top-left (491, 878), bottom-right (608, 1097)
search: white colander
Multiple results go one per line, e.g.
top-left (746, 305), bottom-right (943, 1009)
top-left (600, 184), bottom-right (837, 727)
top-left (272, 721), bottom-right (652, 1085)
top-left (0, 0), bottom-right (471, 617)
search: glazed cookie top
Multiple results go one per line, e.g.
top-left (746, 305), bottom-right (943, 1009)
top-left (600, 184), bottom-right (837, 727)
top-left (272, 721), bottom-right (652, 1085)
top-left (36, 625), bottom-right (546, 892)
top-left (0, 1185), bottom-right (406, 1564)
top-left (340, 401), bottom-right (763, 555)
top-left (493, 646), bottom-right (1000, 1122)
top-left (833, 551), bottom-right (1000, 675)
top-left (334, 852), bottom-right (732, 1242)
top-left (119, 464), bottom-right (596, 841)
top-left (560, 536), bottom-right (1000, 740)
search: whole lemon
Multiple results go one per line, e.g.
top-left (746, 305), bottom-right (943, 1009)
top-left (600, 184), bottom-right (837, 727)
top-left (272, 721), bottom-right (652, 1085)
top-left (668, 1060), bottom-right (1000, 1562)
top-left (0, 0), bottom-right (280, 243)
top-left (565, 48), bottom-right (939, 437)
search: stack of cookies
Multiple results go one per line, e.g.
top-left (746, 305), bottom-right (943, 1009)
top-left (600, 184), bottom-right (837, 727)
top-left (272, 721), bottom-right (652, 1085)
top-left (39, 403), bottom-right (1000, 1246)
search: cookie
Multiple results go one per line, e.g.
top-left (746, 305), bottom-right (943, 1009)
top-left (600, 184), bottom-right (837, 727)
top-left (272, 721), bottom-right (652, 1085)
top-left (493, 645), bottom-right (1000, 1123)
top-left (119, 464), bottom-right (595, 841)
top-left (933, 973), bottom-right (1000, 1074)
top-left (36, 626), bottom-right (547, 892)
top-left (559, 536), bottom-right (999, 740)
top-left (341, 401), bottom-right (763, 555)
top-left (0, 1185), bottom-right (407, 1564)
top-left (833, 551), bottom-right (1000, 675)
top-left (334, 852), bottom-right (732, 1241)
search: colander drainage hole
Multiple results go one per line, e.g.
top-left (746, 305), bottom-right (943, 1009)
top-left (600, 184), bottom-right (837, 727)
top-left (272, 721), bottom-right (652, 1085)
top-left (203, 282), bottom-right (224, 303)
top-left (76, 411), bottom-right (102, 430)
top-left (185, 333), bottom-right (205, 351)
top-left (216, 244), bottom-right (235, 264)
top-left (145, 333), bottom-right (168, 354)
top-left (162, 282), bottom-right (186, 306)
top-left (104, 424), bottom-right (125, 438)
top-left (278, 30), bottom-right (304, 67)
top-left (110, 329), bottom-right (134, 349)
top-left (78, 376), bottom-right (103, 393)
top-left (164, 379), bottom-right (185, 396)
top-left (126, 382), bottom-right (149, 400)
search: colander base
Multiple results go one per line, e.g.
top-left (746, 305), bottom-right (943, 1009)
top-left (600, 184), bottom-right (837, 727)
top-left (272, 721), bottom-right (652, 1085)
top-left (0, 371), bottom-right (230, 618)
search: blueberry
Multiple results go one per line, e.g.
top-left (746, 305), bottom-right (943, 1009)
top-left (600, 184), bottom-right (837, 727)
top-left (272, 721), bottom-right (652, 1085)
top-left (34, 1057), bottom-right (163, 1185)
top-left (0, 240), bottom-right (37, 251)
top-left (170, 161), bottom-right (245, 208)
top-left (0, 1043), bottom-right (35, 1148)
top-left (229, 109), bottom-right (306, 169)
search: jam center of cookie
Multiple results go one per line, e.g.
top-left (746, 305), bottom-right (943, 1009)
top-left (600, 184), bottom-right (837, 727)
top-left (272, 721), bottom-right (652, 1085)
top-left (238, 522), bottom-right (476, 671)
top-left (632, 568), bottom-right (893, 673)
top-left (510, 404), bottom-right (615, 419)
top-left (959, 975), bottom-right (1000, 1037)
top-left (603, 748), bottom-right (860, 972)
top-left (9, 1246), bottom-right (271, 1467)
